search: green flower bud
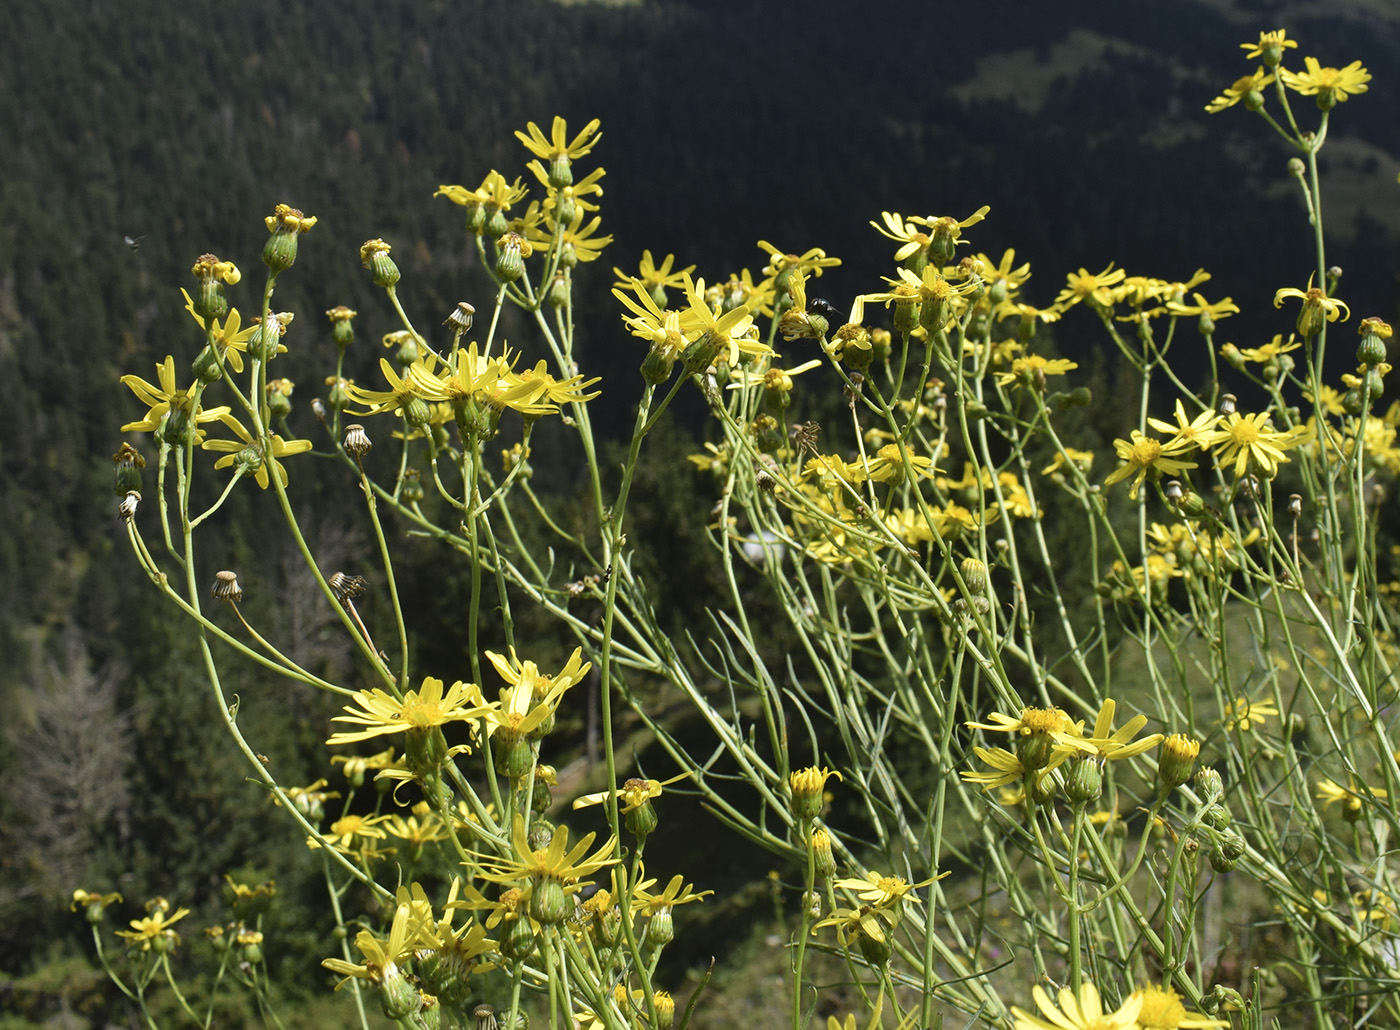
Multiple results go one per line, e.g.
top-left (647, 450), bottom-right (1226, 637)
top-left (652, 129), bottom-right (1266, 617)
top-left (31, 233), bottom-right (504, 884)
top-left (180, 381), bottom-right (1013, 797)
top-left (529, 878), bottom-right (569, 925)
top-left (1064, 758), bottom-right (1103, 806)
top-left (378, 964), bottom-right (420, 1020)
top-left (502, 915), bottom-right (536, 960)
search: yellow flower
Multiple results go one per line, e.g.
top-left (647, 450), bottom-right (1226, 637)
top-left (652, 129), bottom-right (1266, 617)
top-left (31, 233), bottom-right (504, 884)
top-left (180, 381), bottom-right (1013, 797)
top-left (870, 211), bottom-right (934, 263)
top-left (975, 248), bottom-right (1032, 293)
top-left (473, 815), bottom-right (618, 923)
top-left (1315, 776), bottom-right (1386, 816)
top-left (1055, 264), bottom-right (1126, 311)
top-left (632, 871), bottom-right (714, 916)
top-left (182, 290), bottom-right (263, 373)
top-left (1205, 67), bottom-right (1274, 113)
top-left (1012, 983), bottom-right (1142, 1030)
top-left (527, 208), bottom-right (613, 263)
top-left (756, 240), bottom-right (841, 278)
top-left (1164, 293), bottom-right (1239, 323)
top-left (515, 116), bottom-right (602, 163)
top-left (994, 354), bottom-right (1078, 388)
top-left (1274, 278), bottom-right (1350, 336)
top-left (612, 250), bottom-right (695, 295)
top-left (573, 772), bottom-right (690, 814)
top-left (315, 813), bottom-right (392, 851)
top-left (678, 273), bottom-right (765, 366)
top-left (1042, 448), bottom-right (1094, 477)
top-left (832, 869), bottom-right (941, 907)
top-left (1146, 400), bottom-right (1221, 452)
top-left (327, 677), bottom-right (492, 746)
top-left (1206, 411), bottom-right (1304, 479)
top-left (1223, 695), bottom-right (1279, 732)
top-left (321, 899), bottom-right (419, 987)
top-left (120, 355), bottom-right (233, 439)
top-left (1239, 30), bottom-right (1297, 64)
top-left (201, 417), bottom-right (313, 490)
top-left (115, 904), bottom-right (191, 951)
top-left (1235, 333), bottom-right (1301, 364)
top-left (1280, 57), bottom-right (1371, 108)
top-left (961, 746), bottom-right (1036, 791)
top-left (1102, 431), bottom-right (1197, 498)
top-left (1080, 698), bottom-right (1164, 762)
top-left (1131, 983), bottom-right (1230, 1030)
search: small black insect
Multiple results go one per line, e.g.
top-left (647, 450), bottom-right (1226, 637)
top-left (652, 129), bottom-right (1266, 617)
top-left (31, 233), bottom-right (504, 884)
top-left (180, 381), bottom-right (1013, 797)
top-left (808, 297), bottom-right (844, 324)
top-left (124, 234), bottom-right (146, 251)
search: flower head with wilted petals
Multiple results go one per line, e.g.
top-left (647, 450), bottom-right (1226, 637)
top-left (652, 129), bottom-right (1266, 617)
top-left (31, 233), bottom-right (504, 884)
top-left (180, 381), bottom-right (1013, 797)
top-left (1012, 982), bottom-right (1142, 1030)
top-left (1275, 278), bottom-right (1350, 335)
top-left (327, 677), bottom-right (492, 746)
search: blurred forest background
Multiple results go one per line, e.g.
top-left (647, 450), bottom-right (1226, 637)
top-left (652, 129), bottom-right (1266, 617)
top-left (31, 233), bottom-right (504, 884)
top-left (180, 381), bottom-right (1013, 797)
top-left (0, 0), bottom-right (1396, 1024)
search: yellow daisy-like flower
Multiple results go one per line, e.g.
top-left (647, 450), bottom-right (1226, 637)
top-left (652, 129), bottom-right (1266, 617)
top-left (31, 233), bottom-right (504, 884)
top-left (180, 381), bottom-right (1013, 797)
top-left (1164, 293), bottom-right (1240, 323)
top-left (1146, 400), bottom-right (1221, 452)
top-left (1012, 982), bottom-right (1142, 1030)
top-left (756, 240), bottom-right (841, 279)
top-left (120, 355), bottom-right (233, 439)
top-left (994, 354), bottom-right (1079, 389)
top-left (201, 418), bottom-right (313, 490)
top-left (115, 904), bottom-right (191, 951)
top-left (1223, 695), bottom-right (1279, 732)
top-left (679, 273), bottom-right (766, 366)
top-left (1205, 68), bottom-right (1274, 114)
top-left (870, 211), bottom-right (934, 263)
top-left (1102, 430), bottom-right (1197, 498)
top-left (1280, 57), bottom-right (1371, 108)
top-left (1042, 448), bottom-right (1094, 477)
top-left (1315, 776), bottom-right (1386, 816)
top-left (1239, 30), bottom-right (1297, 64)
top-left (1206, 411), bottom-right (1305, 479)
top-left (527, 208), bottom-right (613, 263)
top-left (1234, 333), bottom-right (1301, 364)
top-left (182, 290), bottom-right (262, 374)
top-left (961, 746), bottom-right (1039, 791)
top-left (327, 677), bottom-right (492, 746)
top-left (832, 869), bottom-right (942, 908)
top-left (612, 250), bottom-right (695, 295)
top-left (1079, 698), bottom-right (1164, 762)
top-left (321, 899), bottom-right (419, 988)
top-left (632, 871), bottom-right (714, 916)
top-left (1131, 983), bottom-right (1229, 1030)
top-left (1055, 264), bottom-right (1126, 311)
top-left (515, 116), bottom-right (602, 163)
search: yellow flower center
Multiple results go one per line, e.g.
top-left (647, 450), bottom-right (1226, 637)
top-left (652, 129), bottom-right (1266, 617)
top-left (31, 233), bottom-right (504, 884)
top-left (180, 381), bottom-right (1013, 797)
top-left (1136, 986), bottom-right (1188, 1030)
top-left (1228, 421), bottom-right (1260, 446)
top-left (1130, 438), bottom-right (1163, 465)
top-left (1019, 707), bottom-right (1067, 734)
